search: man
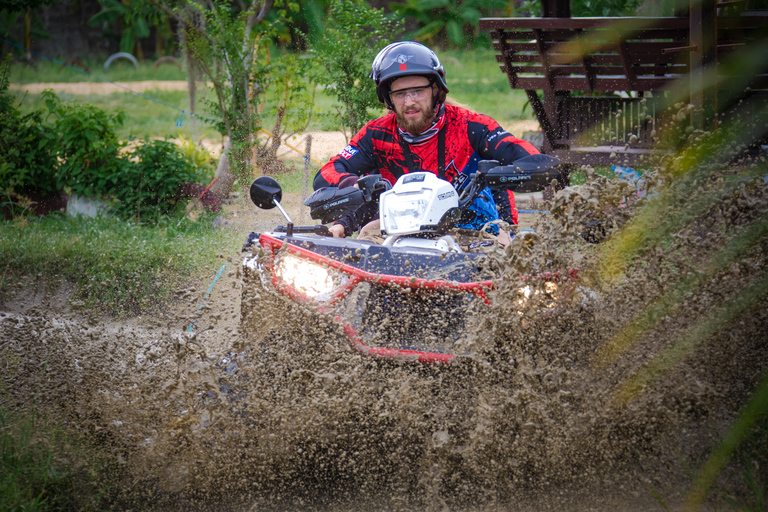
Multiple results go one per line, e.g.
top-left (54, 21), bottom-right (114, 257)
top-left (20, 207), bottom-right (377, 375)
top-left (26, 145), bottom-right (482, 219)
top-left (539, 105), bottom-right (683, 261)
top-left (314, 41), bottom-right (539, 238)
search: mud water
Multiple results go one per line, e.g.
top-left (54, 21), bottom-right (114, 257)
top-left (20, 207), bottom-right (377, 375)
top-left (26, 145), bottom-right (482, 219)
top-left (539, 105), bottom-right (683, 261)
top-left (1, 164), bottom-right (767, 511)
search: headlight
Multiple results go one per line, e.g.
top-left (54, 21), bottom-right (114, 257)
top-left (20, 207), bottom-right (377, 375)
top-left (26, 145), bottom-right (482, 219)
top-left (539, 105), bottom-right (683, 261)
top-left (379, 172), bottom-right (459, 236)
top-left (275, 254), bottom-right (334, 299)
top-left (383, 195), bottom-right (429, 234)
top-left (516, 281), bottom-right (558, 309)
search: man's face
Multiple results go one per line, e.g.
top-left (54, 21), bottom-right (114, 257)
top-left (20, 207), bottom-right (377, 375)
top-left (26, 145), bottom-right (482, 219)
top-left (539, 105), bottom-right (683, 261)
top-left (389, 75), bottom-right (437, 134)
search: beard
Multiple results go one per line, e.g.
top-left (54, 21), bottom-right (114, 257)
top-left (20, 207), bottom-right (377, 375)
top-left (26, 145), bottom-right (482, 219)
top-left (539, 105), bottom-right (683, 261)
top-left (395, 103), bottom-right (436, 135)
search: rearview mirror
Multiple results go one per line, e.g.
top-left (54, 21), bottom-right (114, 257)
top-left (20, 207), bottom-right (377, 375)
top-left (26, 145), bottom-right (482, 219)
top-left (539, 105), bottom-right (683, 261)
top-left (250, 177), bottom-right (282, 209)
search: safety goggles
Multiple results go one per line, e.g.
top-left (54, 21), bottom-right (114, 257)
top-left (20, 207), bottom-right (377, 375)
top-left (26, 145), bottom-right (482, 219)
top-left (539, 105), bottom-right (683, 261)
top-left (389, 85), bottom-right (432, 103)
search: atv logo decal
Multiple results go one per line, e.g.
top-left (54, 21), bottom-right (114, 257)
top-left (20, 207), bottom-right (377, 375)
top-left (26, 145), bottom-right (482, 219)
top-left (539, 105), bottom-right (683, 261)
top-left (437, 190), bottom-right (455, 200)
top-left (395, 54), bottom-right (412, 71)
top-left (340, 145), bottom-right (358, 159)
top-left (323, 197), bottom-right (350, 210)
top-left (403, 174), bottom-right (426, 184)
top-left (499, 175), bottom-right (531, 182)
top-left (455, 171), bottom-right (469, 189)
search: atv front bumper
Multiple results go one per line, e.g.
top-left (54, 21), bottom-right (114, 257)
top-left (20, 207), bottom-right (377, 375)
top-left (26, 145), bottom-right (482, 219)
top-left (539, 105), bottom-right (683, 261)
top-left (243, 232), bottom-right (575, 365)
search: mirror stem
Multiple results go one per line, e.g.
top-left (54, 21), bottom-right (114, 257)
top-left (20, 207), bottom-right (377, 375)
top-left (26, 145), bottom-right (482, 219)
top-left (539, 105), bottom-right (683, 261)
top-left (272, 199), bottom-right (294, 236)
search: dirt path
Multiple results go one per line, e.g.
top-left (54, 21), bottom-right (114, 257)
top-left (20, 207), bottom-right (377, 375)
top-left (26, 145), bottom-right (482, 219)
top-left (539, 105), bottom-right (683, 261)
top-left (9, 80), bottom-right (190, 95)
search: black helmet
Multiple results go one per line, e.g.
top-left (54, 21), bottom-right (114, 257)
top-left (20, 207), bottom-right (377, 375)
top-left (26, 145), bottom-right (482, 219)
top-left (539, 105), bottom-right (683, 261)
top-left (370, 41), bottom-right (449, 110)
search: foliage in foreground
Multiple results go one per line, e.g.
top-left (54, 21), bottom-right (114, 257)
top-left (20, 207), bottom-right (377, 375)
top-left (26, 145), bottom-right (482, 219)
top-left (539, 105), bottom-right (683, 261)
top-left (0, 213), bottom-right (239, 314)
top-left (0, 407), bottom-right (118, 511)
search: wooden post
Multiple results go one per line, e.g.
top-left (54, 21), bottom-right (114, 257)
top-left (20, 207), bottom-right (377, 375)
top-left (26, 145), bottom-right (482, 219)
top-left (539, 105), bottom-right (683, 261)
top-left (689, 0), bottom-right (718, 130)
top-left (540, 0), bottom-right (571, 152)
top-left (302, 135), bottom-right (312, 223)
top-left (542, 0), bottom-right (570, 17)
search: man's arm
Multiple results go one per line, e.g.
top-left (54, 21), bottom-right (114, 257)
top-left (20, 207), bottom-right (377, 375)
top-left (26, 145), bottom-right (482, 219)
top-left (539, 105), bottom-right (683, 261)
top-left (314, 122), bottom-right (380, 190)
top-left (467, 112), bottom-right (539, 163)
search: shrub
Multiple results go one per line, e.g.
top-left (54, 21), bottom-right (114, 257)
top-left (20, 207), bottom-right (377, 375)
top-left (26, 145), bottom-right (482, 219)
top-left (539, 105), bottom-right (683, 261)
top-left (0, 57), bottom-right (58, 197)
top-left (389, 0), bottom-right (507, 49)
top-left (115, 139), bottom-right (201, 222)
top-left (1, 67), bottom-right (208, 224)
top-left (310, 0), bottom-right (401, 137)
top-left (41, 90), bottom-right (131, 199)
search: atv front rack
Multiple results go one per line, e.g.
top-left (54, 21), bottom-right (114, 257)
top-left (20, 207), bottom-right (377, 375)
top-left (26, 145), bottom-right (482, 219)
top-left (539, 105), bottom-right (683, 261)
top-left (256, 234), bottom-right (495, 365)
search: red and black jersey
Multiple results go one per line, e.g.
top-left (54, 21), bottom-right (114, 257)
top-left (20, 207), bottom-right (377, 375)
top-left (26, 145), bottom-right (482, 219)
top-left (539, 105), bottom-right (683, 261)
top-left (315, 104), bottom-right (539, 225)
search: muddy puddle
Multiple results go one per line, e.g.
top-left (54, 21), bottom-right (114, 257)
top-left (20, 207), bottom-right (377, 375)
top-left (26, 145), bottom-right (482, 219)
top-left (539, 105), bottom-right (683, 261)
top-left (1, 158), bottom-right (767, 511)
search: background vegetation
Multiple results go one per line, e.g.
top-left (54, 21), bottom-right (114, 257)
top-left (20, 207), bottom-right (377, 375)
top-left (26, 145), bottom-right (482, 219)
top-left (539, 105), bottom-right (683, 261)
top-left (6, 48), bottom-right (531, 136)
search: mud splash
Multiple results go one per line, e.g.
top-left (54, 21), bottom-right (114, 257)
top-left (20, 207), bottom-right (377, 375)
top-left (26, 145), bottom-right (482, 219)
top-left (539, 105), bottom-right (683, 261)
top-left (1, 161), bottom-right (767, 510)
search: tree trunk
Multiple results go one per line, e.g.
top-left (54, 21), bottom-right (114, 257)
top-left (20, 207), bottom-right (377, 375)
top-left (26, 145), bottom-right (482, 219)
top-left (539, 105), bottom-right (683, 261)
top-left (179, 26), bottom-right (197, 116)
top-left (210, 138), bottom-right (237, 199)
top-left (24, 8), bottom-right (31, 59)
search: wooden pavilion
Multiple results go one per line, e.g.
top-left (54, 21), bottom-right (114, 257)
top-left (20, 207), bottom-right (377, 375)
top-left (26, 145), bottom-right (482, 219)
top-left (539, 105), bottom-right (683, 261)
top-left (479, 0), bottom-right (768, 166)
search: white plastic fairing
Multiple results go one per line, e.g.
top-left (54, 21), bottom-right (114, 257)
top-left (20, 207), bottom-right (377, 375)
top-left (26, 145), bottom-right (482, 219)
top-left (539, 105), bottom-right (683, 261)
top-left (379, 172), bottom-right (459, 235)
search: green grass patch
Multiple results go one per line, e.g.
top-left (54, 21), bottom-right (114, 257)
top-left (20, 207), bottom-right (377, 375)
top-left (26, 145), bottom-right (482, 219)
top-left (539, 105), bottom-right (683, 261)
top-left (8, 88), bottom-right (216, 141)
top-left (0, 213), bottom-right (240, 315)
top-left (0, 406), bottom-right (118, 511)
top-left (9, 56), bottom-right (188, 83)
top-left (570, 166), bottom-right (620, 185)
top-left (268, 159), bottom-right (316, 194)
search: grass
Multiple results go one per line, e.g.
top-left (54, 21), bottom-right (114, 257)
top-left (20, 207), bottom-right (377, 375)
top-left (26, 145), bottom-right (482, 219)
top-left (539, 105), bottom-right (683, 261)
top-left (9, 55), bottom-right (188, 83)
top-left (0, 212), bottom-right (241, 315)
top-left (0, 406), bottom-right (118, 511)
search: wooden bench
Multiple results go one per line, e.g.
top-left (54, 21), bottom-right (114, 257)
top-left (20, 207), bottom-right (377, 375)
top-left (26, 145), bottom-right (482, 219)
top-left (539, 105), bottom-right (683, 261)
top-left (479, 15), bottom-right (768, 166)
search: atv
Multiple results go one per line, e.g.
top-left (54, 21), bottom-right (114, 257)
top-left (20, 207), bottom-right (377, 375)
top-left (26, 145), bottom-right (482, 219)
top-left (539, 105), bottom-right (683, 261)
top-left (240, 155), bottom-right (575, 365)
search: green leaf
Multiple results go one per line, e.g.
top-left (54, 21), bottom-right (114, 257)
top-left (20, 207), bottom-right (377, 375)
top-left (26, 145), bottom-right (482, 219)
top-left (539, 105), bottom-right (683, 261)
top-left (418, 0), bottom-right (450, 8)
top-left (446, 19), bottom-right (464, 46)
top-left (413, 20), bottom-right (444, 41)
top-left (460, 6), bottom-right (482, 25)
top-left (388, 3), bottom-right (418, 16)
top-left (119, 29), bottom-right (135, 54)
top-left (88, 0), bottom-right (126, 26)
top-left (134, 17), bottom-right (150, 39)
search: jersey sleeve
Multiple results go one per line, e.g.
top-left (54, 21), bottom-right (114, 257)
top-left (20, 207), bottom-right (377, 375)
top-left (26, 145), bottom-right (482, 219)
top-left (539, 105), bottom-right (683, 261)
top-left (492, 189), bottom-right (518, 225)
top-left (316, 121), bottom-right (380, 190)
top-left (467, 113), bottom-right (539, 164)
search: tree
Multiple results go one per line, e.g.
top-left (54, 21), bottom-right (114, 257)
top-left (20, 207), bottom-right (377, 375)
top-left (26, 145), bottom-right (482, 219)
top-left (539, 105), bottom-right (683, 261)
top-left (0, 0), bottom-right (55, 11)
top-left (88, 0), bottom-right (167, 61)
top-left (154, 0), bottom-right (299, 198)
top-left (0, 0), bottom-right (57, 60)
top-left (389, 0), bottom-right (507, 49)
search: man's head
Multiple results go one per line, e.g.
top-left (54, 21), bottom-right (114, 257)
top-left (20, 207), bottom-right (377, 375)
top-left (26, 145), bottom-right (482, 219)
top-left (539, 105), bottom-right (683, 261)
top-left (370, 41), bottom-right (449, 114)
top-left (388, 75), bottom-right (438, 134)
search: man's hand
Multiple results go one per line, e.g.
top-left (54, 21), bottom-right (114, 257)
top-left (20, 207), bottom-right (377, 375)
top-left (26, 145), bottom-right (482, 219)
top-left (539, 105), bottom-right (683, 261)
top-left (329, 224), bottom-right (346, 238)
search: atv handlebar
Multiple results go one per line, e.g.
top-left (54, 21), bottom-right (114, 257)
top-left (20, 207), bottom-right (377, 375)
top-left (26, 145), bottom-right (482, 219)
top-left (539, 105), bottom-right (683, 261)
top-left (250, 154), bottom-right (561, 231)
